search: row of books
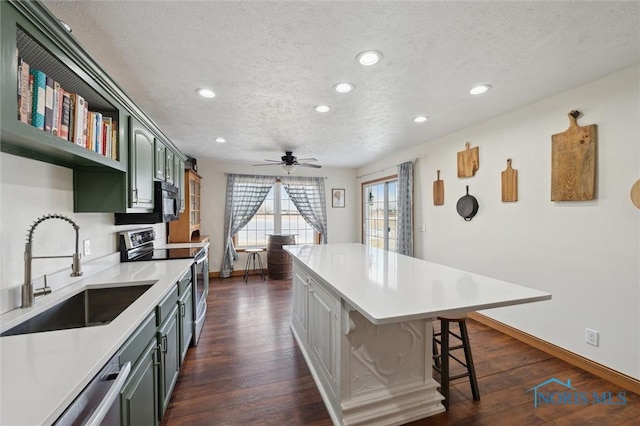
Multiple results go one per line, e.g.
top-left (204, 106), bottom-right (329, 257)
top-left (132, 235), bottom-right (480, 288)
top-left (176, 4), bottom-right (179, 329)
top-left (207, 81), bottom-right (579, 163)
top-left (17, 56), bottom-right (118, 160)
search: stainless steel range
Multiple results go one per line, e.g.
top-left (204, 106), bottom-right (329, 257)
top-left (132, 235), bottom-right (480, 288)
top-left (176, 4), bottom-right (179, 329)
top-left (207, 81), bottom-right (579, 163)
top-left (119, 228), bottom-right (209, 346)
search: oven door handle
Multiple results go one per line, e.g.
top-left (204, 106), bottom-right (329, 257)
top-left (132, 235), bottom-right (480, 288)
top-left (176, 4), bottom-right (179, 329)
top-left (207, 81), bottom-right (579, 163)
top-left (85, 361), bottom-right (131, 426)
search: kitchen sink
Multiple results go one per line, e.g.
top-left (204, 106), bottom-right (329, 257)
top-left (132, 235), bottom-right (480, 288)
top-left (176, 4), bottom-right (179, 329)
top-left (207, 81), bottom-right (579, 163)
top-left (1, 283), bottom-right (154, 337)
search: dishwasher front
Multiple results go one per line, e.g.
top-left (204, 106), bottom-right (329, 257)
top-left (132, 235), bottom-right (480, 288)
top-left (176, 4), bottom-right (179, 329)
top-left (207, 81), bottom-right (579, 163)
top-left (54, 352), bottom-right (131, 426)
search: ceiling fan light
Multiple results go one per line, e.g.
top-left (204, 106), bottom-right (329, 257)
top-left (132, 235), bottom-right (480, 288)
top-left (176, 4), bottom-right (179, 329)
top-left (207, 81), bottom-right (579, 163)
top-left (281, 164), bottom-right (298, 174)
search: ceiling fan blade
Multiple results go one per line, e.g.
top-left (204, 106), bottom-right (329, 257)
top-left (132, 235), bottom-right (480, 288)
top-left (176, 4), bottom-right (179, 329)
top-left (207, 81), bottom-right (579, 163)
top-left (298, 163), bottom-right (322, 168)
top-left (296, 157), bottom-right (318, 162)
top-left (252, 163), bottom-right (280, 166)
top-left (262, 159), bottom-right (282, 163)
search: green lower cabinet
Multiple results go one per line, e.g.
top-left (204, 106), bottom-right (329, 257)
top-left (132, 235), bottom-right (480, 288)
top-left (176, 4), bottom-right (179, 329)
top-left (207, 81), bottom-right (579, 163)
top-left (120, 339), bottom-right (160, 426)
top-left (158, 304), bottom-right (181, 419)
top-left (179, 284), bottom-right (194, 364)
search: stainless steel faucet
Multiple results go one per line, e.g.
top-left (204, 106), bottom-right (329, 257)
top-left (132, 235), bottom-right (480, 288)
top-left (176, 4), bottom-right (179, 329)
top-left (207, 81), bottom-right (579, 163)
top-left (22, 213), bottom-right (83, 308)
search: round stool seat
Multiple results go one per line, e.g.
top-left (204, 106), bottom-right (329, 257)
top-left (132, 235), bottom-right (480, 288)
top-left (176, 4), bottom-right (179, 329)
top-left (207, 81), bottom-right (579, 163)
top-left (244, 248), bottom-right (265, 282)
top-left (438, 314), bottom-right (467, 321)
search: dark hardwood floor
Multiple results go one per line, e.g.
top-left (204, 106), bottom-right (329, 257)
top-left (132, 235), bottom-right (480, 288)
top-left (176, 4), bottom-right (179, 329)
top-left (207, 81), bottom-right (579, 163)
top-left (161, 276), bottom-right (640, 425)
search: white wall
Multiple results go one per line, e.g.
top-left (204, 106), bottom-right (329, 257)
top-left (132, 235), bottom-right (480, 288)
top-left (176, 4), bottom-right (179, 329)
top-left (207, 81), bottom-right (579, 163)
top-left (196, 159), bottom-right (359, 273)
top-left (356, 66), bottom-right (640, 379)
top-left (0, 152), bottom-right (166, 292)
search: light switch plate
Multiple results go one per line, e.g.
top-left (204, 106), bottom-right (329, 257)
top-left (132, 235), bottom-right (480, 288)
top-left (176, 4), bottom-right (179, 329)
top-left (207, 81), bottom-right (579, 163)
top-left (84, 239), bottom-right (91, 257)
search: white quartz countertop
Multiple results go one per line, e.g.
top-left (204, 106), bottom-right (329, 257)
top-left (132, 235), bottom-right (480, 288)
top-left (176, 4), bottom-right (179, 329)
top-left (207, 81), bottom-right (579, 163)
top-left (284, 243), bottom-right (551, 325)
top-left (0, 258), bottom-right (194, 426)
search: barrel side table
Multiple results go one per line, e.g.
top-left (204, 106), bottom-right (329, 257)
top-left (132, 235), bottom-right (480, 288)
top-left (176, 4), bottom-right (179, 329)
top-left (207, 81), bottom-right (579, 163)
top-left (266, 234), bottom-right (296, 280)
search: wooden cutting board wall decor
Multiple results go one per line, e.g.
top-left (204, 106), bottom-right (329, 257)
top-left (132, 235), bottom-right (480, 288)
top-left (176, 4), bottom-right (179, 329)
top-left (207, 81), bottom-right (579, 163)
top-left (433, 170), bottom-right (444, 205)
top-left (457, 142), bottom-right (479, 177)
top-left (631, 179), bottom-right (640, 209)
top-left (501, 159), bottom-right (518, 202)
top-left (551, 110), bottom-right (597, 201)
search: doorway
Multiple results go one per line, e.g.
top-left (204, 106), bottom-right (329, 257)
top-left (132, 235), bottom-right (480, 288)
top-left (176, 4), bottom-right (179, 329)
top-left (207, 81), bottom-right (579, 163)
top-left (362, 177), bottom-right (398, 252)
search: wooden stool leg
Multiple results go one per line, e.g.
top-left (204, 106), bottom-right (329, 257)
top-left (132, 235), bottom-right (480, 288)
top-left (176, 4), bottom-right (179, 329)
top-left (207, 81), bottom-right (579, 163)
top-left (432, 325), bottom-right (441, 369)
top-left (459, 320), bottom-right (480, 401)
top-left (441, 319), bottom-right (450, 411)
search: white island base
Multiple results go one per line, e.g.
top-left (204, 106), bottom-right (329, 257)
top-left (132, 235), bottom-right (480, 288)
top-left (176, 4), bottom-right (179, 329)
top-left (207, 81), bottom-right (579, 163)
top-left (285, 244), bottom-right (551, 425)
top-left (291, 265), bottom-right (444, 425)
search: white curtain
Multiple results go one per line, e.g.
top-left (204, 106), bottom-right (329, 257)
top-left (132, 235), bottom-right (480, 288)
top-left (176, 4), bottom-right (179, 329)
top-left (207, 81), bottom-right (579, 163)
top-left (397, 161), bottom-right (414, 256)
top-left (281, 176), bottom-right (328, 244)
top-left (221, 174), bottom-right (276, 277)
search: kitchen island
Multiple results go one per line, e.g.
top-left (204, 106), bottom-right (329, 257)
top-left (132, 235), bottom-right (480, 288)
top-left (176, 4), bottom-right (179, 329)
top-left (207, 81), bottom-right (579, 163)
top-left (284, 243), bottom-right (551, 426)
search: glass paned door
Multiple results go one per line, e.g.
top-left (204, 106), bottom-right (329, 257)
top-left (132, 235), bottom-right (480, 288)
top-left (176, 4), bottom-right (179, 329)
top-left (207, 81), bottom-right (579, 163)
top-left (363, 179), bottom-right (397, 252)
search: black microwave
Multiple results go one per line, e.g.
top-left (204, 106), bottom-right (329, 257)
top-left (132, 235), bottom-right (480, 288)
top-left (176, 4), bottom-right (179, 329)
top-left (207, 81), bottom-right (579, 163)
top-left (114, 181), bottom-right (179, 225)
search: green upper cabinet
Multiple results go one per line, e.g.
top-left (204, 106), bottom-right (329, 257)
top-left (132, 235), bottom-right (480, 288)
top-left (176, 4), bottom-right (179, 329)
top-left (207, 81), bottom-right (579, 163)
top-left (154, 139), bottom-right (166, 181)
top-left (155, 138), bottom-right (177, 185)
top-left (165, 149), bottom-right (175, 185)
top-left (129, 117), bottom-right (155, 209)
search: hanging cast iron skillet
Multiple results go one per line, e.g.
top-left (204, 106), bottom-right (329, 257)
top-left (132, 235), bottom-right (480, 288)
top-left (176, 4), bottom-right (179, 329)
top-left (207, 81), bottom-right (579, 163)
top-left (456, 186), bottom-right (479, 221)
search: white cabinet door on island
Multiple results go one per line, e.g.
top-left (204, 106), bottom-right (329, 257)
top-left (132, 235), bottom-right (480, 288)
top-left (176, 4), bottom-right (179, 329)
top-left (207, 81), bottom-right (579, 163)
top-left (285, 243), bottom-right (551, 426)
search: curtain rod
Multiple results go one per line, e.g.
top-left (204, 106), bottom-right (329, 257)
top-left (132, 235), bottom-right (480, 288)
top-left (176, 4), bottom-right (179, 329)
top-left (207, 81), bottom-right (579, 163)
top-left (356, 157), bottom-right (420, 179)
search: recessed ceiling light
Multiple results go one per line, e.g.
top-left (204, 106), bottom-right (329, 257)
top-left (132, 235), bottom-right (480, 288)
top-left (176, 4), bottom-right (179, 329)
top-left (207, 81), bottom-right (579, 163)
top-left (356, 50), bottom-right (382, 66)
top-left (469, 84), bottom-right (492, 95)
top-left (414, 115), bottom-right (429, 123)
top-left (333, 82), bottom-right (355, 93)
top-left (59, 20), bottom-right (72, 33)
top-left (215, 137), bottom-right (226, 143)
top-left (196, 88), bottom-right (216, 98)
top-left (314, 105), bottom-right (331, 113)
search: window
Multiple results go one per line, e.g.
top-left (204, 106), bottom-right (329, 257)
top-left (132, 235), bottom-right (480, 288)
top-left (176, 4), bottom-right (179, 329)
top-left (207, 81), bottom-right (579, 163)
top-left (235, 182), bottom-right (316, 248)
top-left (363, 177), bottom-right (398, 252)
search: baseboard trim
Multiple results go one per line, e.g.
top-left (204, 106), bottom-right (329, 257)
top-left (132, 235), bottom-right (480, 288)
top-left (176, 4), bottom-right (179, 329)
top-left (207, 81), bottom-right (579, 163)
top-left (468, 312), bottom-right (640, 395)
top-left (209, 270), bottom-right (261, 278)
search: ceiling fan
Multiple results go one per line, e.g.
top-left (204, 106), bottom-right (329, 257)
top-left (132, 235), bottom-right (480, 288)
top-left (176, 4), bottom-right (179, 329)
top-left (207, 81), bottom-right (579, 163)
top-left (253, 151), bottom-right (322, 174)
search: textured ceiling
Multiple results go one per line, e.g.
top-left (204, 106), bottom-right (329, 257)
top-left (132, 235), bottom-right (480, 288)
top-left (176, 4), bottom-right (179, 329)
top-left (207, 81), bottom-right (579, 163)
top-left (42, 1), bottom-right (639, 168)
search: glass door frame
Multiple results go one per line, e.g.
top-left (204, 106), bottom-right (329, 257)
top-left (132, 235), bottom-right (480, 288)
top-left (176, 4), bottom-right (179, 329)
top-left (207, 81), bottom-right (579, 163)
top-left (361, 174), bottom-right (398, 251)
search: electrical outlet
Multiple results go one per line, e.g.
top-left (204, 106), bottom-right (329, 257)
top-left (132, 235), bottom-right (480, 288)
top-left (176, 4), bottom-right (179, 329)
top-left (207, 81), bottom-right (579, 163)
top-left (83, 239), bottom-right (91, 257)
top-left (585, 328), bottom-right (599, 346)
top-left (419, 224), bottom-right (427, 232)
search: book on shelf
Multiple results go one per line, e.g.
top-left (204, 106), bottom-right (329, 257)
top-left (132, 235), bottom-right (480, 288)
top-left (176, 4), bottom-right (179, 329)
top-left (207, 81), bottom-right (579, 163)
top-left (52, 81), bottom-right (62, 136)
top-left (87, 111), bottom-right (94, 152)
top-left (72, 94), bottom-right (87, 148)
top-left (16, 51), bottom-right (20, 120)
top-left (44, 76), bottom-right (54, 133)
top-left (59, 91), bottom-right (70, 140)
top-left (111, 120), bottom-right (118, 160)
top-left (18, 57), bottom-right (31, 124)
top-left (30, 68), bottom-right (46, 130)
top-left (103, 117), bottom-right (112, 159)
top-left (68, 93), bottom-right (75, 143)
top-left (28, 74), bottom-right (34, 125)
top-left (95, 112), bottom-right (103, 155)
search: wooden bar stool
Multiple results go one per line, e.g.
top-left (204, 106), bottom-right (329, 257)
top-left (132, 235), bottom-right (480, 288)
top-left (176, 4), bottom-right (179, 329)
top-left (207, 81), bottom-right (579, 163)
top-left (243, 248), bottom-right (265, 282)
top-left (432, 315), bottom-right (480, 410)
